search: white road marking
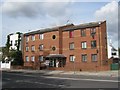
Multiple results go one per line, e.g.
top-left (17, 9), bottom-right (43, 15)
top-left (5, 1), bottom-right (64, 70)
top-left (4, 72), bottom-right (119, 83)
top-left (15, 80), bottom-right (64, 87)
top-left (3, 78), bottom-right (11, 80)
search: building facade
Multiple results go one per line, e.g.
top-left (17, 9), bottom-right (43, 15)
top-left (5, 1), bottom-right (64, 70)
top-left (23, 21), bottom-right (109, 71)
top-left (8, 32), bottom-right (23, 51)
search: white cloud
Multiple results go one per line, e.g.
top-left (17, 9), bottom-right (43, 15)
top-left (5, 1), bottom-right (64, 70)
top-left (95, 1), bottom-right (118, 48)
top-left (1, 1), bottom-right (72, 24)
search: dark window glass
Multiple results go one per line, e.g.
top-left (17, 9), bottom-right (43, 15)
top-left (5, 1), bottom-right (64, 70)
top-left (52, 35), bottom-right (56, 39)
top-left (81, 29), bottom-right (86, 37)
top-left (91, 41), bottom-right (96, 48)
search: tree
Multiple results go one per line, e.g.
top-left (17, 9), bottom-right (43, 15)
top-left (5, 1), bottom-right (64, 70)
top-left (10, 50), bottom-right (23, 66)
top-left (118, 47), bottom-right (120, 57)
top-left (6, 35), bottom-right (11, 53)
top-left (16, 32), bottom-right (22, 51)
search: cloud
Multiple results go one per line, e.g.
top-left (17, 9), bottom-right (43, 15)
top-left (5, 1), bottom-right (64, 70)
top-left (1, 0), bottom-right (73, 26)
top-left (1, 0), bottom-right (72, 18)
top-left (95, 1), bottom-right (118, 47)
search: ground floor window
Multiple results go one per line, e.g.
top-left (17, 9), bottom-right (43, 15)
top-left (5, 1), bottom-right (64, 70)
top-left (49, 59), bottom-right (66, 67)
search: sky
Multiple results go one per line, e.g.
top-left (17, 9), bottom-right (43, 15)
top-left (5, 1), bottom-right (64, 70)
top-left (0, 0), bottom-right (119, 49)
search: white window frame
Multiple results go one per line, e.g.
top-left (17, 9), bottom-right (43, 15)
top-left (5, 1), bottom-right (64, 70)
top-left (81, 42), bottom-right (87, 49)
top-left (26, 46), bottom-right (29, 52)
top-left (69, 43), bottom-right (74, 50)
top-left (70, 55), bottom-right (75, 62)
top-left (25, 56), bottom-right (29, 62)
top-left (39, 44), bottom-right (43, 51)
top-left (31, 35), bottom-right (35, 41)
top-left (39, 55), bottom-right (43, 61)
top-left (39, 34), bottom-right (44, 40)
top-left (82, 54), bottom-right (87, 62)
top-left (26, 36), bottom-right (29, 42)
top-left (31, 45), bottom-right (35, 51)
top-left (91, 54), bottom-right (97, 62)
top-left (31, 56), bottom-right (35, 62)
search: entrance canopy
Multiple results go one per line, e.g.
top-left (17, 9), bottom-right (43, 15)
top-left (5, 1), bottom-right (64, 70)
top-left (45, 54), bottom-right (66, 67)
top-left (45, 54), bottom-right (66, 60)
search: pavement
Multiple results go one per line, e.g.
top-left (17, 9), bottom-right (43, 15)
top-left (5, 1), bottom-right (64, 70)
top-left (1, 69), bottom-right (119, 77)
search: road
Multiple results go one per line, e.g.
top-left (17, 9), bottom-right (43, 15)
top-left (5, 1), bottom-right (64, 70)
top-left (1, 71), bottom-right (119, 89)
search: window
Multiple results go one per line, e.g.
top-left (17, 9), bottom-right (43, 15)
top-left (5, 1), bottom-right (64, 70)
top-left (14, 40), bottom-right (18, 46)
top-left (82, 54), bottom-right (87, 62)
top-left (25, 56), bottom-right (29, 62)
top-left (31, 45), bottom-right (35, 51)
top-left (39, 44), bottom-right (43, 51)
top-left (31, 35), bottom-right (35, 41)
top-left (26, 46), bottom-right (29, 52)
top-left (26, 36), bottom-right (29, 42)
top-left (90, 28), bottom-right (96, 34)
top-left (39, 55), bottom-right (43, 61)
top-left (81, 29), bottom-right (86, 37)
top-left (39, 34), bottom-right (44, 40)
top-left (52, 35), bottom-right (56, 39)
top-left (91, 40), bottom-right (96, 48)
top-left (10, 40), bottom-right (12, 46)
top-left (81, 42), bottom-right (87, 49)
top-left (91, 54), bottom-right (97, 62)
top-left (69, 31), bottom-right (74, 38)
top-left (52, 46), bottom-right (56, 51)
top-left (31, 56), bottom-right (35, 62)
top-left (69, 43), bottom-right (74, 50)
top-left (70, 55), bottom-right (75, 62)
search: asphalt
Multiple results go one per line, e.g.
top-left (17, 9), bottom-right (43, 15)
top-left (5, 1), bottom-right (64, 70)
top-left (2, 71), bottom-right (119, 89)
top-left (1, 69), bottom-right (119, 77)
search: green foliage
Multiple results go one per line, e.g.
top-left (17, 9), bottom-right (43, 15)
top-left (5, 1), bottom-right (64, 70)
top-left (17, 32), bottom-right (22, 51)
top-left (2, 47), bottom-right (9, 60)
top-left (6, 35), bottom-right (11, 52)
top-left (118, 47), bottom-right (120, 57)
top-left (10, 51), bottom-right (23, 66)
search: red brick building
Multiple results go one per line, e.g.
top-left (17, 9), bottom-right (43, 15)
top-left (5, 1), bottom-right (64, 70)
top-left (23, 21), bottom-right (110, 71)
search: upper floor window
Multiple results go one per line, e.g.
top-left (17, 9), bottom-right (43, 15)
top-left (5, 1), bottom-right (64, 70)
top-left (91, 40), bottom-right (96, 48)
top-left (70, 55), bottom-right (75, 62)
top-left (39, 34), bottom-right (44, 40)
top-left (69, 31), bottom-right (74, 38)
top-left (90, 28), bottom-right (96, 38)
top-left (10, 40), bottom-right (13, 46)
top-left (25, 56), bottom-right (29, 62)
top-left (31, 45), bottom-right (35, 52)
top-left (82, 54), bottom-right (87, 62)
top-left (81, 29), bottom-right (86, 37)
top-left (81, 42), bottom-right (87, 49)
top-left (91, 54), bottom-right (97, 62)
top-left (39, 44), bottom-right (43, 51)
top-left (26, 46), bottom-right (29, 52)
top-left (90, 28), bottom-right (96, 34)
top-left (26, 36), bottom-right (29, 42)
top-left (39, 55), bottom-right (43, 61)
top-left (14, 40), bottom-right (18, 46)
top-left (69, 42), bottom-right (74, 50)
top-left (31, 56), bottom-right (35, 62)
top-left (52, 35), bottom-right (56, 40)
top-left (31, 35), bottom-right (35, 41)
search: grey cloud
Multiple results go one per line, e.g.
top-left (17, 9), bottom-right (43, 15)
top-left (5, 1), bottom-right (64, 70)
top-left (2, 2), bottom-right (71, 18)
